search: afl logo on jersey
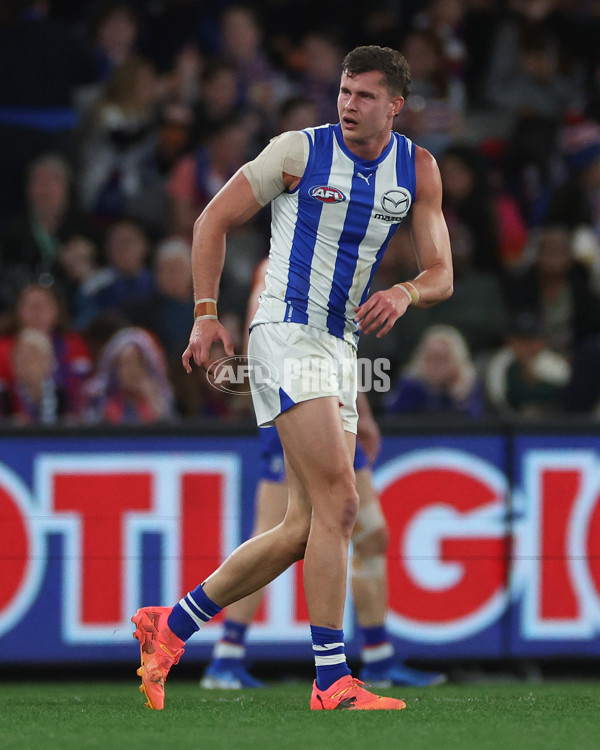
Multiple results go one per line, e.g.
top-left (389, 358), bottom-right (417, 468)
top-left (381, 188), bottom-right (412, 217)
top-left (310, 185), bottom-right (347, 203)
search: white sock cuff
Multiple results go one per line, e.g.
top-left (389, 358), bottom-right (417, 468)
top-left (214, 642), bottom-right (245, 659)
top-left (314, 654), bottom-right (348, 666)
top-left (179, 597), bottom-right (208, 628)
top-left (361, 642), bottom-right (394, 663)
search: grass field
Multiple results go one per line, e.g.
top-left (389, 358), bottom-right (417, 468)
top-left (2, 679), bottom-right (600, 750)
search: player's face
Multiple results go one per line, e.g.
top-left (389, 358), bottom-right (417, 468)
top-left (337, 71), bottom-right (403, 155)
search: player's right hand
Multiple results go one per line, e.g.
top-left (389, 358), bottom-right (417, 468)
top-left (182, 319), bottom-right (234, 372)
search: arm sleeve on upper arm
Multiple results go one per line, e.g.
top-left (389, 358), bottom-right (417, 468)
top-left (241, 130), bottom-right (308, 206)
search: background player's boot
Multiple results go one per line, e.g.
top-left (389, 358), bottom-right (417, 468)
top-left (360, 661), bottom-right (447, 688)
top-left (201, 659), bottom-right (265, 689)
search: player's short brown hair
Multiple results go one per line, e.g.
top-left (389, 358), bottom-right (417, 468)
top-left (342, 45), bottom-right (411, 99)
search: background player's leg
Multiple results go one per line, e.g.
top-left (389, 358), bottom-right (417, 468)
top-left (351, 469), bottom-right (447, 688)
top-left (351, 469), bottom-right (388, 627)
top-left (219, 479), bottom-right (289, 620)
top-left (202, 480), bottom-right (288, 688)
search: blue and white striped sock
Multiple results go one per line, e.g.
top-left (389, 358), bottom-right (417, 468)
top-left (167, 584), bottom-right (222, 641)
top-left (221, 619), bottom-right (248, 646)
top-left (360, 624), bottom-right (395, 673)
top-left (212, 619), bottom-right (248, 667)
top-left (311, 625), bottom-right (352, 691)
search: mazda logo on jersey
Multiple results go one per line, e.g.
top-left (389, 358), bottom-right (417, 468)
top-left (310, 185), bottom-right (347, 203)
top-left (381, 188), bottom-right (411, 216)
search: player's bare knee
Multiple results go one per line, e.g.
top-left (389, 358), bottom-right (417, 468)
top-left (311, 483), bottom-right (358, 537)
top-left (331, 470), bottom-right (360, 529)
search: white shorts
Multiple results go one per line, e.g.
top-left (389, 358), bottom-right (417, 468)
top-left (248, 322), bottom-right (358, 433)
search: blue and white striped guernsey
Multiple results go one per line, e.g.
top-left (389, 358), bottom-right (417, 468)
top-left (250, 123), bottom-right (416, 347)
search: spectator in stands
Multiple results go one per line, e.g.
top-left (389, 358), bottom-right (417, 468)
top-left (481, 0), bottom-right (586, 223)
top-left (544, 121), bottom-right (600, 285)
top-left (83, 326), bottom-right (175, 425)
top-left (76, 1), bottom-right (144, 118)
top-left (584, 56), bottom-right (600, 127)
top-left (500, 35), bottom-right (581, 225)
top-left (55, 234), bottom-right (109, 327)
top-left (276, 96), bottom-right (319, 133)
top-left (0, 283), bottom-right (92, 417)
top-left (399, 219), bottom-right (511, 363)
top-left (89, 2), bottom-right (142, 83)
top-left (439, 143), bottom-right (507, 272)
top-left (295, 31), bottom-right (344, 126)
top-left (460, 0), bottom-right (502, 107)
top-left (192, 59), bottom-right (244, 143)
top-left (411, 0), bottom-right (467, 80)
top-left (218, 5), bottom-right (292, 126)
top-left (141, 0), bottom-right (209, 75)
top-left (76, 218), bottom-right (154, 327)
top-left (383, 325), bottom-right (485, 418)
top-left (485, 312), bottom-right (570, 417)
top-left (79, 309), bottom-right (125, 379)
top-left (1, 328), bottom-right (70, 425)
top-left (563, 334), bottom-right (600, 415)
top-left (154, 44), bottom-right (204, 175)
top-left (486, 152), bottom-right (530, 270)
top-left (439, 140), bottom-right (529, 273)
top-left (124, 235), bottom-right (193, 359)
top-left (505, 224), bottom-right (600, 358)
top-left (78, 56), bottom-right (166, 231)
top-left (396, 28), bottom-right (466, 157)
top-left (482, 0), bottom-right (585, 132)
top-left (0, 1), bottom-right (98, 219)
top-left (166, 115), bottom-right (252, 237)
top-left (0, 152), bottom-right (98, 312)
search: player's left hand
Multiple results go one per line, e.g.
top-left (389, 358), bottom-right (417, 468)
top-left (354, 286), bottom-right (410, 338)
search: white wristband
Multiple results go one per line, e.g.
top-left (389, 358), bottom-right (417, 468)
top-left (395, 283), bottom-right (413, 303)
top-left (394, 282), bottom-right (419, 305)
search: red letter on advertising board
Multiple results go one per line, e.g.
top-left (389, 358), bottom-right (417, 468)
top-left (380, 467), bottom-right (508, 624)
top-left (180, 472), bottom-right (226, 596)
top-left (538, 470), bottom-right (581, 620)
top-left (53, 473), bottom-right (152, 624)
top-left (587, 492), bottom-right (600, 600)
top-left (0, 485), bottom-right (30, 615)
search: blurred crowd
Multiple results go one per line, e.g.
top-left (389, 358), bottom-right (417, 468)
top-left (2, 0), bottom-right (600, 426)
